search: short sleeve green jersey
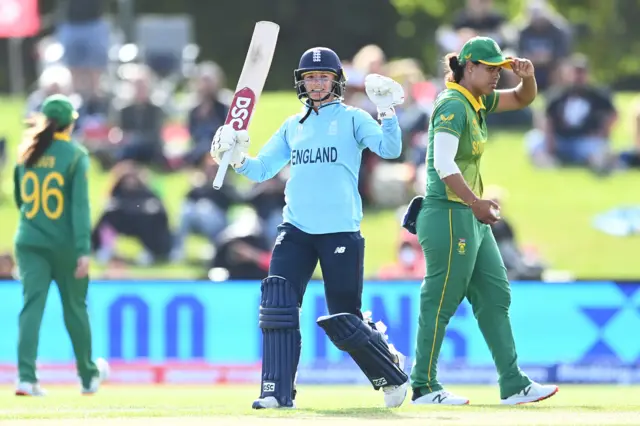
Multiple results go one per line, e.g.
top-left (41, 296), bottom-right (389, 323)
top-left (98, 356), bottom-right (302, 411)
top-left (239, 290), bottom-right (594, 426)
top-left (13, 133), bottom-right (91, 256)
top-left (425, 82), bottom-right (500, 205)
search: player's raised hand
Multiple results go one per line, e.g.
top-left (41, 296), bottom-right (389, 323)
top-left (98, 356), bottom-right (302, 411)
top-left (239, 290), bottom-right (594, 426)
top-left (210, 125), bottom-right (250, 168)
top-left (510, 58), bottom-right (535, 79)
top-left (365, 74), bottom-right (405, 118)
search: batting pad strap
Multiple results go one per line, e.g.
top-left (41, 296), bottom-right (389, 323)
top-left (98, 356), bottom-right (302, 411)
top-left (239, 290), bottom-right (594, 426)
top-left (259, 276), bottom-right (300, 329)
top-left (259, 307), bottom-right (300, 329)
top-left (317, 313), bottom-right (408, 390)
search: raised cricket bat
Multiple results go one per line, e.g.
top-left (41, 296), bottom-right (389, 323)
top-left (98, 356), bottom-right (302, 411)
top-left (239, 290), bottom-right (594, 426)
top-left (212, 21), bottom-right (280, 189)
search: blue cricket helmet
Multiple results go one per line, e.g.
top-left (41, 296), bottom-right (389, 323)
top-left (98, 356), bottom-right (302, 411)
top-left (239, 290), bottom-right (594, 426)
top-left (294, 47), bottom-right (347, 102)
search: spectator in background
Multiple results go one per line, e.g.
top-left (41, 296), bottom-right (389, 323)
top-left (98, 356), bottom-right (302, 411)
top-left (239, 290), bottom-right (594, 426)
top-left (92, 162), bottom-right (173, 265)
top-left (436, 27), bottom-right (479, 68)
top-left (25, 65), bottom-right (74, 118)
top-left (526, 55), bottom-right (618, 174)
top-left (485, 186), bottom-right (546, 281)
top-left (353, 44), bottom-right (387, 76)
top-left (452, 0), bottom-right (510, 48)
top-left (75, 89), bottom-right (111, 136)
top-left (377, 228), bottom-right (425, 280)
top-left (74, 82), bottom-right (113, 166)
top-left (113, 69), bottom-right (167, 168)
top-left (245, 169), bottom-right (287, 245)
top-left (181, 62), bottom-right (229, 167)
top-left (435, 0), bottom-right (512, 80)
top-left (0, 253), bottom-right (15, 280)
top-left (209, 212), bottom-right (272, 280)
top-left (170, 155), bottom-right (241, 262)
top-left (619, 101), bottom-right (640, 168)
top-left (56, 0), bottom-right (110, 97)
top-left (207, 169), bottom-right (289, 280)
top-left (517, 1), bottom-right (572, 92)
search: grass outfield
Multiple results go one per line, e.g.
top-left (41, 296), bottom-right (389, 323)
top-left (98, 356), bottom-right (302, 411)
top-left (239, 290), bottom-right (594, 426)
top-left (0, 92), bottom-right (639, 279)
top-left (1, 385), bottom-right (639, 425)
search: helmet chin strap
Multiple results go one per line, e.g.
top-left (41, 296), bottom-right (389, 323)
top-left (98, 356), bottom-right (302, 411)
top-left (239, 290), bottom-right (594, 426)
top-left (298, 90), bottom-right (334, 124)
top-left (299, 101), bottom-right (313, 124)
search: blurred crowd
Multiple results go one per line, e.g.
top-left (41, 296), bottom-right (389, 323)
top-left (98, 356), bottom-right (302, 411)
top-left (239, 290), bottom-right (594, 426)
top-left (5, 0), bottom-right (639, 281)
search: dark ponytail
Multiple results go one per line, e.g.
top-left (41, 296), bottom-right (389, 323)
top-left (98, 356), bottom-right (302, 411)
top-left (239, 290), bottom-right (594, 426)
top-left (444, 53), bottom-right (464, 84)
top-left (23, 120), bottom-right (58, 168)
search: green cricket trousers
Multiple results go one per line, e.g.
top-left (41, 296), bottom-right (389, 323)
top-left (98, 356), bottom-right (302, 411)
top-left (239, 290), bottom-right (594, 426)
top-left (409, 200), bottom-right (531, 399)
top-left (14, 244), bottom-right (98, 388)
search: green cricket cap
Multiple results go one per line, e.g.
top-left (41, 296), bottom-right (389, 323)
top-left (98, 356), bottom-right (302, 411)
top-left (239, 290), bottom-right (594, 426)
top-left (41, 94), bottom-right (78, 127)
top-left (459, 36), bottom-right (512, 69)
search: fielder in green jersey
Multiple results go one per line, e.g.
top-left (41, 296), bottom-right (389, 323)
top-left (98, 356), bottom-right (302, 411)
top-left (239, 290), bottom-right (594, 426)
top-left (13, 94), bottom-right (108, 396)
top-left (409, 37), bottom-right (558, 406)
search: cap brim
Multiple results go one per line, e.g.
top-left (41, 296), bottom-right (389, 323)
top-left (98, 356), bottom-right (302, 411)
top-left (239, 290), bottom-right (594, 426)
top-left (478, 57), bottom-right (513, 69)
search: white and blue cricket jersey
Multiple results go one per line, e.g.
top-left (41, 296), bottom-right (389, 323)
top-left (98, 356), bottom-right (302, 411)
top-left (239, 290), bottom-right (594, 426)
top-left (234, 101), bottom-right (402, 234)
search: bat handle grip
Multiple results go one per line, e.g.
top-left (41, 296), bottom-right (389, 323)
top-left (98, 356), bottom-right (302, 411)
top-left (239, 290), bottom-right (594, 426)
top-left (212, 149), bottom-right (233, 190)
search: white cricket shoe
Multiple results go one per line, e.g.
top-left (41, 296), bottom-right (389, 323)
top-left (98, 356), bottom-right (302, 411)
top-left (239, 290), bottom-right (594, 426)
top-left (412, 389), bottom-right (470, 405)
top-left (383, 381), bottom-right (409, 408)
top-left (15, 381), bottom-right (46, 396)
top-left (382, 345), bottom-right (408, 408)
top-left (501, 382), bottom-right (558, 405)
top-left (252, 396), bottom-right (296, 409)
top-left (82, 357), bottom-right (110, 395)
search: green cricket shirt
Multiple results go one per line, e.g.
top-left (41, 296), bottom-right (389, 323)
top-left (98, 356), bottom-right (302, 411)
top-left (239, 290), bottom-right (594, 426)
top-left (425, 82), bottom-right (500, 205)
top-left (13, 133), bottom-right (92, 256)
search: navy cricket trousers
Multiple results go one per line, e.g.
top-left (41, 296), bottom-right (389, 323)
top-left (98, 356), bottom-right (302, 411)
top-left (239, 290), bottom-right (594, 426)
top-left (269, 222), bottom-right (365, 316)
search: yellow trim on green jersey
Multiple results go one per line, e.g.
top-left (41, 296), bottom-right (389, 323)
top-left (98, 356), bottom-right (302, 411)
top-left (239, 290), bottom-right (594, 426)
top-left (54, 132), bottom-right (72, 142)
top-left (445, 82), bottom-right (485, 112)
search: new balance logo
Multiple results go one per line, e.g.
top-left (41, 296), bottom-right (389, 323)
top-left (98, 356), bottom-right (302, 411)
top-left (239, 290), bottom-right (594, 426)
top-left (334, 247), bottom-right (346, 254)
top-left (433, 394), bottom-right (448, 403)
top-left (522, 386), bottom-right (532, 396)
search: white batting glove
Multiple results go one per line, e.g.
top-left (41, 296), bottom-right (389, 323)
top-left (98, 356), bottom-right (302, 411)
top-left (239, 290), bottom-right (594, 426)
top-left (365, 74), bottom-right (405, 120)
top-left (210, 125), bottom-right (250, 168)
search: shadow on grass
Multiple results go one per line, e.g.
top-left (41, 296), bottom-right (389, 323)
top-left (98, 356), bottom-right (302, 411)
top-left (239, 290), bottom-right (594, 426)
top-left (470, 404), bottom-right (606, 411)
top-left (298, 407), bottom-right (405, 418)
top-left (293, 403), bottom-right (609, 418)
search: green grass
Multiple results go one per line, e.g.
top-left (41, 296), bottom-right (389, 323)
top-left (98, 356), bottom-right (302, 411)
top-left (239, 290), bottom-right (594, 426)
top-left (1, 92), bottom-right (639, 279)
top-left (1, 385), bottom-right (639, 424)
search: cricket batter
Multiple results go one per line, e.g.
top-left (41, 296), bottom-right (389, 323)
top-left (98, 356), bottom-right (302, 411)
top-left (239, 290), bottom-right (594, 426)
top-left (13, 94), bottom-right (108, 396)
top-left (408, 37), bottom-right (559, 405)
top-left (210, 47), bottom-right (409, 409)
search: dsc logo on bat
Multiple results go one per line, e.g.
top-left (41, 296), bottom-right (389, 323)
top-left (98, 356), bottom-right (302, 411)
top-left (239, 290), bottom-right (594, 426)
top-left (227, 87), bottom-right (256, 131)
